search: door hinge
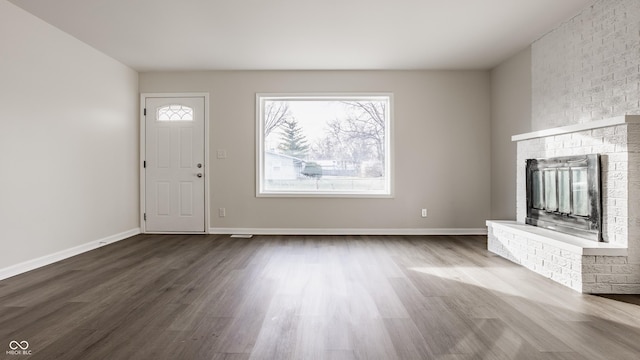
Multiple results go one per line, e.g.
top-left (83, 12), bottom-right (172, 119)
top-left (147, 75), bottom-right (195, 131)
top-left (143, 108), bottom-right (147, 116)
top-left (143, 160), bottom-right (146, 168)
top-left (144, 213), bottom-right (146, 221)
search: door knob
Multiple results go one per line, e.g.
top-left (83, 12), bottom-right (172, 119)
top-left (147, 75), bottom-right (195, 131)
top-left (197, 173), bottom-right (203, 178)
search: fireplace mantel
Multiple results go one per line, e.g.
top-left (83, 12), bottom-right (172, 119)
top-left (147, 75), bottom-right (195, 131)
top-left (512, 115), bottom-right (640, 142)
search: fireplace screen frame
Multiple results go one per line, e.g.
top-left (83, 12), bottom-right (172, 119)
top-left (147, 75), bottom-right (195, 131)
top-left (525, 154), bottom-right (602, 241)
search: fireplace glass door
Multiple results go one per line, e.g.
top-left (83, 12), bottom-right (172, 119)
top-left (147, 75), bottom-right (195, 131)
top-left (535, 168), bottom-right (577, 215)
top-left (532, 170), bottom-right (543, 209)
top-left (572, 168), bottom-right (589, 216)
top-left (525, 154), bottom-right (601, 241)
top-left (557, 169), bottom-right (571, 214)
top-left (543, 170), bottom-right (558, 211)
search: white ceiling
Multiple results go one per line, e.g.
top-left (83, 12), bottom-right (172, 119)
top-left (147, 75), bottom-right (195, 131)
top-left (9, 0), bottom-right (593, 72)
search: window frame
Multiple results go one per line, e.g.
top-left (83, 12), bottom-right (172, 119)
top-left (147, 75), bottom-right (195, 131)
top-left (256, 93), bottom-right (394, 198)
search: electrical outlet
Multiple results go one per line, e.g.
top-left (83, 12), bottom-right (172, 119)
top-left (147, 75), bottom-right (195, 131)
top-left (421, 208), bottom-right (428, 218)
top-left (219, 208), bottom-right (226, 217)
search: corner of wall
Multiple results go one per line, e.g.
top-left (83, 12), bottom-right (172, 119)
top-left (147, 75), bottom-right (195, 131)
top-left (489, 47), bottom-right (532, 220)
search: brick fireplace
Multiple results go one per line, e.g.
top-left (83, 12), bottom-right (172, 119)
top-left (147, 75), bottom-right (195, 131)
top-left (488, 0), bottom-right (640, 294)
top-left (487, 116), bottom-right (640, 293)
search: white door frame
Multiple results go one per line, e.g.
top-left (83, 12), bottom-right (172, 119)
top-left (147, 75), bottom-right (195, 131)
top-left (140, 92), bottom-right (210, 233)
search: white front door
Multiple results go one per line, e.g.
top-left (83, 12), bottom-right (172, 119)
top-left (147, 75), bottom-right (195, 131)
top-left (144, 96), bottom-right (205, 232)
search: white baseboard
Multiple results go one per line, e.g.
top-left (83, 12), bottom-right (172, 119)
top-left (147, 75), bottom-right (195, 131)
top-left (0, 228), bottom-right (140, 281)
top-left (208, 227), bottom-right (488, 236)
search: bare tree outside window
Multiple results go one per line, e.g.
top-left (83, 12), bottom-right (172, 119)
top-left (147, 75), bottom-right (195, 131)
top-left (258, 94), bottom-right (392, 196)
top-left (263, 101), bottom-right (291, 137)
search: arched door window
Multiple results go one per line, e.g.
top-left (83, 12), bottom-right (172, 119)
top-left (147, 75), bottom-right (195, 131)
top-left (157, 104), bottom-right (194, 121)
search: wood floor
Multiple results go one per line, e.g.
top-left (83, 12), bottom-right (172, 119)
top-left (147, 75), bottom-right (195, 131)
top-left (1, 235), bottom-right (640, 360)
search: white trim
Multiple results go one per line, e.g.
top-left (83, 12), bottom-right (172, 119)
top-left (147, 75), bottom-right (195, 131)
top-left (140, 93), bottom-right (210, 234)
top-left (143, 231), bottom-right (209, 235)
top-left (209, 227), bottom-right (488, 236)
top-left (486, 221), bottom-right (627, 256)
top-left (255, 93), bottom-right (394, 198)
top-left (512, 115), bottom-right (640, 142)
top-left (139, 94), bottom-right (146, 232)
top-left (0, 228), bottom-right (140, 281)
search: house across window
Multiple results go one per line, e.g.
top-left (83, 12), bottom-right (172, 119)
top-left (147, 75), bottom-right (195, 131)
top-left (256, 94), bottom-right (393, 197)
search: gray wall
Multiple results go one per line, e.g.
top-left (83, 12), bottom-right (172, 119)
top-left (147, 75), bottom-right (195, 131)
top-left (532, 0), bottom-right (640, 130)
top-left (140, 71), bottom-right (491, 232)
top-left (0, 0), bottom-right (139, 271)
top-left (490, 47), bottom-right (532, 220)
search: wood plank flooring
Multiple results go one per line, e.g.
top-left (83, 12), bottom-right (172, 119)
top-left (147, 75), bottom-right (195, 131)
top-left (1, 234), bottom-right (640, 359)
